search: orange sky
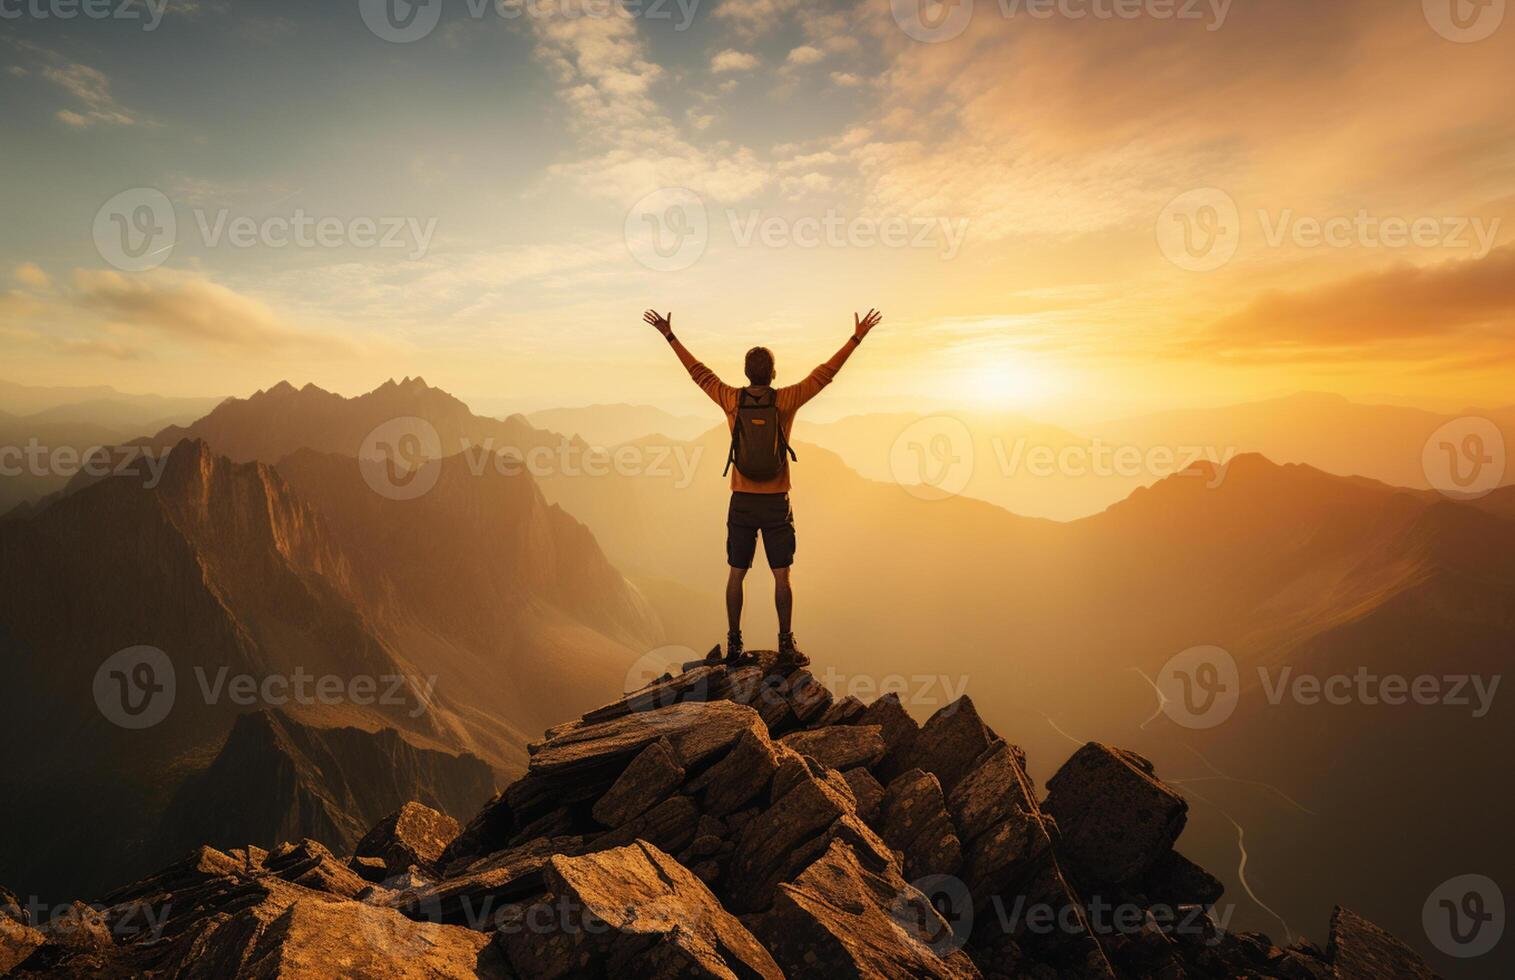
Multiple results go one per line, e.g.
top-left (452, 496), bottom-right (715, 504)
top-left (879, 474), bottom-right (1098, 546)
top-left (2, 0), bottom-right (1512, 421)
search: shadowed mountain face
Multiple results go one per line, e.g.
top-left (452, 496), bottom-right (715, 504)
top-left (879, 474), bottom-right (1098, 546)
top-left (0, 435), bottom-right (662, 903)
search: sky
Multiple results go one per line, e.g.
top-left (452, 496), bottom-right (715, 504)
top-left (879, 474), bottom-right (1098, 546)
top-left (1, 0), bottom-right (1513, 422)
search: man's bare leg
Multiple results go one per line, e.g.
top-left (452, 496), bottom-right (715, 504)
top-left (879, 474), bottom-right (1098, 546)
top-left (726, 566), bottom-right (747, 658)
top-left (774, 567), bottom-right (794, 645)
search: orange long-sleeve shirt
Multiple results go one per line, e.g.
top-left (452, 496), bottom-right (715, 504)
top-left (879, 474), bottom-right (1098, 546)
top-left (670, 336), bottom-right (858, 493)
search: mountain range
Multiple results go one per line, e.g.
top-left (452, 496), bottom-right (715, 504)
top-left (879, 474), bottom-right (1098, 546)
top-left (0, 378), bottom-right (1506, 977)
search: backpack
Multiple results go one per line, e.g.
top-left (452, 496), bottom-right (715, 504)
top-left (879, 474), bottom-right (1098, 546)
top-left (723, 387), bottom-right (797, 482)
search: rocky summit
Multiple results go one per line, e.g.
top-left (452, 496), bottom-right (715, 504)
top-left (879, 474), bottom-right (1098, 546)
top-left (2, 652), bottom-right (1442, 979)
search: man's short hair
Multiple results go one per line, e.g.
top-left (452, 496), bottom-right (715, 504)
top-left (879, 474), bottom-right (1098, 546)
top-left (745, 346), bottom-right (775, 386)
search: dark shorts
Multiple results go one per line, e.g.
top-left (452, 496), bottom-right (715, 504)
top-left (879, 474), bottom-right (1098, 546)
top-left (726, 492), bottom-right (796, 569)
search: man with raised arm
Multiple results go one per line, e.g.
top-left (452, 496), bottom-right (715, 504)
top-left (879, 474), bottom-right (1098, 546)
top-left (642, 308), bottom-right (883, 663)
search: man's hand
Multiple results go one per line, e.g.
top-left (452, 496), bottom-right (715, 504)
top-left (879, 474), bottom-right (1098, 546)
top-left (854, 308), bottom-right (882, 341)
top-left (643, 309), bottom-right (673, 338)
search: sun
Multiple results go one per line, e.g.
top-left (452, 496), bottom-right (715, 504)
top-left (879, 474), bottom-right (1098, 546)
top-left (960, 357), bottom-right (1055, 408)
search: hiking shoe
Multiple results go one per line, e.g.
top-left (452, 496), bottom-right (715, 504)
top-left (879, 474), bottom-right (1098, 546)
top-left (724, 631), bottom-right (744, 663)
top-left (776, 632), bottom-right (804, 665)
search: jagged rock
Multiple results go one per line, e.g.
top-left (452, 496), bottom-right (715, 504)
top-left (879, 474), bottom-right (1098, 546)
top-left (593, 794), bottom-right (700, 854)
top-left (842, 768), bottom-right (885, 824)
top-left (349, 856), bottom-right (390, 884)
top-left (38, 901), bottom-right (112, 951)
top-left (878, 769), bottom-right (963, 880)
top-left (1329, 906), bottom-right (1442, 979)
top-left (11, 655), bottom-right (1437, 980)
top-left (1043, 742), bottom-right (1187, 884)
top-left (857, 693), bottom-right (921, 783)
top-left (590, 737), bottom-right (684, 826)
top-left (396, 835), bottom-right (586, 926)
top-left (780, 724), bottom-right (886, 771)
top-left (893, 697), bottom-right (995, 794)
top-left (192, 888), bottom-right (501, 979)
top-left (777, 669), bottom-right (833, 726)
top-left (576, 665), bottom-right (733, 726)
top-left (355, 802), bottom-right (463, 878)
top-left (262, 840), bottom-right (370, 899)
top-left (0, 915), bottom-right (45, 974)
top-left (748, 838), bottom-right (981, 979)
top-left (1137, 849), bottom-right (1224, 907)
top-left (1, 886), bottom-right (28, 925)
top-left (528, 700), bottom-right (768, 778)
top-left (686, 726), bottom-right (784, 817)
top-left (494, 841), bottom-right (782, 980)
top-left (946, 740), bottom-right (1034, 845)
top-left (815, 695), bottom-right (867, 727)
top-left (727, 755), bottom-right (896, 915)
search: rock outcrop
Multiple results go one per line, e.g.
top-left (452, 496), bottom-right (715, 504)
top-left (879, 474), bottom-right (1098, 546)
top-left (7, 651), bottom-right (1444, 979)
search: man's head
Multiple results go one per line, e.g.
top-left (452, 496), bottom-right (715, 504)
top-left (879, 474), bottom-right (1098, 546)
top-left (745, 346), bottom-right (775, 386)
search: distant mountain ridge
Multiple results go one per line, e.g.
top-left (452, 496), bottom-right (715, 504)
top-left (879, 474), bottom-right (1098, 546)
top-left (0, 426), bottom-right (662, 902)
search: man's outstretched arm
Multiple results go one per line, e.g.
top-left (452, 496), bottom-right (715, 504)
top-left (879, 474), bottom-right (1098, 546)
top-left (778, 308), bottom-right (882, 411)
top-left (643, 309), bottom-right (736, 409)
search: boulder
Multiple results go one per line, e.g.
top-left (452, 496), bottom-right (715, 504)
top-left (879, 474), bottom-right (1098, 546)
top-left (590, 737), bottom-right (685, 827)
top-left (528, 700), bottom-right (768, 779)
top-left (749, 839), bottom-right (981, 979)
top-left (893, 697), bottom-right (995, 794)
top-left (814, 695), bottom-right (867, 727)
top-left (686, 727), bottom-right (784, 817)
top-left (877, 769), bottom-right (963, 880)
top-left (354, 802), bottom-right (463, 878)
top-left (1137, 849), bottom-right (1224, 908)
top-left (262, 840), bottom-right (371, 899)
top-left (190, 890), bottom-right (499, 979)
top-left (842, 767), bottom-right (885, 824)
top-left (857, 693), bottom-right (921, 783)
top-left (396, 835), bottom-right (586, 926)
top-left (0, 916), bottom-right (46, 974)
top-left (1042, 743), bottom-right (1188, 884)
top-left (780, 724), bottom-right (886, 772)
top-left (1329, 906), bottom-right (1442, 980)
top-left (945, 740), bottom-right (1035, 845)
top-left (592, 794), bottom-right (700, 854)
top-left (495, 841), bottom-right (783, 980)
top-left (1, 885), bottom-right (29, 925)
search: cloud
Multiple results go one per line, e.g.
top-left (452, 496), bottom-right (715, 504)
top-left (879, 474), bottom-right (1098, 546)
top-left (830, 72), bottom-right (862, 88)
top-left (525, 14), bottom-right (771, 202)
top-left (711, 50), bottom-right (759, 74)
top-left (787, 45), bottom-right (825, 65)
top-left (1201, 246), bottom-right (1515, 359)
top-left (14, 263), bottom-right (52, 290)
top-left (73, 270), bottom-right (359, 354)
top-left (42, 63), bottom-right (136, 127)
